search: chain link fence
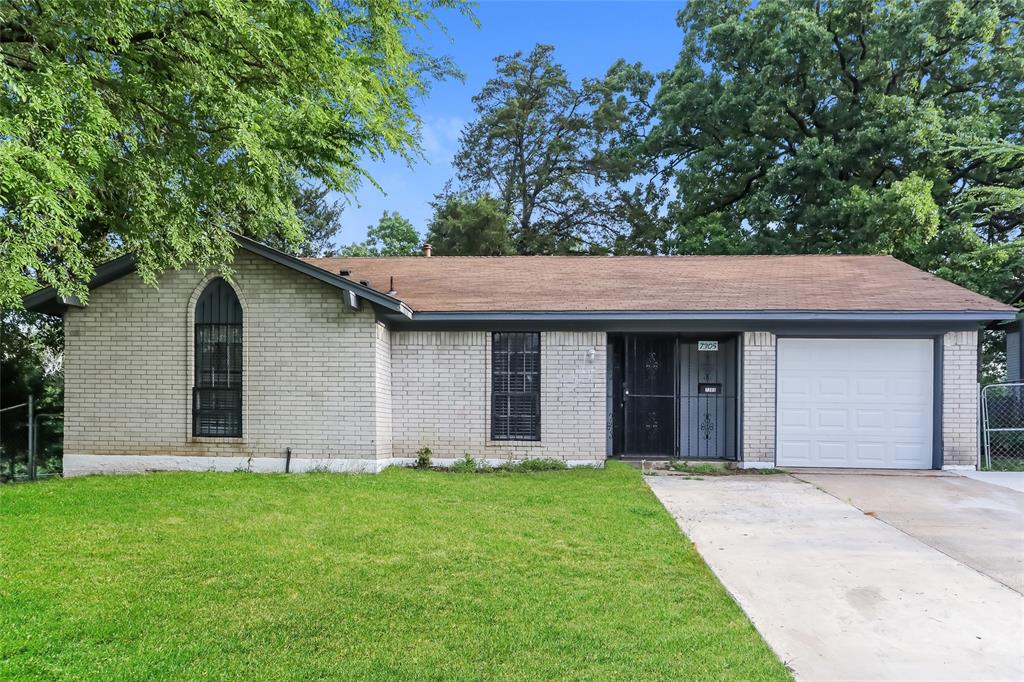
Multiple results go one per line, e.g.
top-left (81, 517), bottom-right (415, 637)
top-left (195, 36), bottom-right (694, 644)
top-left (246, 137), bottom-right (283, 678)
top-left (0, 397), bottom-right (63, 483)
top-left (981, 383), bottom-right (1024, 471)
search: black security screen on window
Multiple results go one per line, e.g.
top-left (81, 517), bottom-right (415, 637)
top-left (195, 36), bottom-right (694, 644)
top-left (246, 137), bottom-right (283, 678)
top-left (193, 279), bottom-right (242, 437)
top-left (491, 332), bottom-right (541, 441)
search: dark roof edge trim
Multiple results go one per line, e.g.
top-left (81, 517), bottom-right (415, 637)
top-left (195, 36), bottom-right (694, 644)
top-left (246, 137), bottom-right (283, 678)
top-left (23, 254), bottom-right (138, 315)
top-left (401, 310), bottom-right (1016, 323)
top-left (23, 235), bottom-right (413, 318)
top-left (233, 235), bottom-right (412, 317)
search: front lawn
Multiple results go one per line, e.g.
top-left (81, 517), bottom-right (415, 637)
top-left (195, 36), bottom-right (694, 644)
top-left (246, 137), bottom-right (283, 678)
top-left (0, 462), bottom-right (788, 680)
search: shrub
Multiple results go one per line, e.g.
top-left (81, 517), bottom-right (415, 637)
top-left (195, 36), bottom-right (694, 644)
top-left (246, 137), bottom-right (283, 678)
top-left (451, 453), bottom-right (478, 473)
top-left (415, 447), bottom-right (432, 469)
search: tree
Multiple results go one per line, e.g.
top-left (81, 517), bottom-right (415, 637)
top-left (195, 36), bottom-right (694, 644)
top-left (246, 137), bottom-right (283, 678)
top-left (425, 193), bottom-right (515, 255)
top-left (340, 212), bottom-right (421, 256)
top-left (1, 0), bottom-right (469, 309)
top-left (639, 0), bottom-right (1022, 287)
top-left (453, 44), bottom-right (633, 254)
top-left (1, 310), bottom-right (63, 479)
top-left (263, 183), bottom-right (344, 258)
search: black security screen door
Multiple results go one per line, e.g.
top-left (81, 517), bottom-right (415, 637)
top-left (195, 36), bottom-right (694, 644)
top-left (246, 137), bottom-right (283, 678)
top-left (623, 336), bottom-right (676, 456)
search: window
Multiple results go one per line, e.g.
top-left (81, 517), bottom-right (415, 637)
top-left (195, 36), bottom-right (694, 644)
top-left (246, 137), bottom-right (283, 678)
top-left (491, 332), bottom-right (541, 441)
top-left (193, 279), bottom-right (242, 437)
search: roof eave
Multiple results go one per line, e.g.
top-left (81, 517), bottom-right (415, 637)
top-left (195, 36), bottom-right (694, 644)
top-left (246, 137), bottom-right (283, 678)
top-left (398, 309), bottom-right (1017, 323)
top-left (22, 236), bottom-right (413, 318)
top-left (233, 235), bottom-right (411, 316)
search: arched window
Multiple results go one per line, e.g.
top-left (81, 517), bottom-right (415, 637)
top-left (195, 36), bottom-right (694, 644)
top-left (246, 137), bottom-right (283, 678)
top-left (193, 279), bottom-right (243, 437)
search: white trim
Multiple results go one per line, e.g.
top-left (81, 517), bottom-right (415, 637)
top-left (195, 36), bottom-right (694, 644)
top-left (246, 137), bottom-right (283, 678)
top-left (63, 454), bottom-right (386, 476)
top-left (738, 461), bottom-right (775, 470)
top-left (62, 454), bottom-right (605, 476)
top-left (392, 457), bottom-right (603, 469)
top-left (941, 464), bottom-right (977, 471)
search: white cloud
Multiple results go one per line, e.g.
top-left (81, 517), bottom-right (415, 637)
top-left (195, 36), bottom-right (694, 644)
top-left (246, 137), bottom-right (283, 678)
top-left (420, 115), bottom-right (467, 164)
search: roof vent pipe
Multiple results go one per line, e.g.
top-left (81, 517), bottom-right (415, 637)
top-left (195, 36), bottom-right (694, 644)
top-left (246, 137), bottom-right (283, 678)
top-left (423, 243), bottom-right (432, 257)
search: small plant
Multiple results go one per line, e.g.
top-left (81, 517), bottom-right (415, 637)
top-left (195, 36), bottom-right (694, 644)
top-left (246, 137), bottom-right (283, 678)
top-left (451, 453), bottom-right (478, 473)
top-left (415, 446), bottom-right (433, 469)
top-left (511, 457), bottom-right (568, 472)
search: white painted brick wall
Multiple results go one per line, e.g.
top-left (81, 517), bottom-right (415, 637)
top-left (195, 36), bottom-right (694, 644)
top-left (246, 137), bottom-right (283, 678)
top-left (374, 322), bottom-right (393, 459)
top-left (741, 331), bottom-right (776, 464)
top-left (942, 330), bottom-right (979, 468)
top-left (64, 250), bottom-right (382, 462)
top-left (391, 331), bottom-right (606, 462)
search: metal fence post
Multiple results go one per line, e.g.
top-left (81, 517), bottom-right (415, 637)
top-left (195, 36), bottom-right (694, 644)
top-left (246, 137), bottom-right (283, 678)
top-left (27, 395), bottom-right (35, 481)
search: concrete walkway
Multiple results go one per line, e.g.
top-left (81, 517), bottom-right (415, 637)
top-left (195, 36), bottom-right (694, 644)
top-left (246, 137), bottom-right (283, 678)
top-left (647, 474), bottom-right (1024, 682)
top-left (795, 471), bottom-right (1024, 594)
top-left (960, 470), bottom-right (1024, 494)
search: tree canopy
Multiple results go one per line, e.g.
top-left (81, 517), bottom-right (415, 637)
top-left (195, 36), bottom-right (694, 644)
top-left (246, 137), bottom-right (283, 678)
top-left (1, 0), bottom-right (469, 309)
top-left (635, 0), bottom-right (1022, 301)
top-left (451, 44), bottom-right (638, 254)
top-left (425, 193), bottom-right (515, 255)
top-left (340, 211), bottom-right (421, 256)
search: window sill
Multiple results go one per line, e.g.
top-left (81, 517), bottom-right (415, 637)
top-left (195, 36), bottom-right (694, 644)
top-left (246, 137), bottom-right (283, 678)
top-left (189, 436), bottom-right (245, 444)
top-left (485, 439), bottom-right (542, 447)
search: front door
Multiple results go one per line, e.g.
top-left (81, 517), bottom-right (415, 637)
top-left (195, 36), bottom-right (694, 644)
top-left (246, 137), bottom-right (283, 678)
top-left (623, 335), bottom-right (676, 456)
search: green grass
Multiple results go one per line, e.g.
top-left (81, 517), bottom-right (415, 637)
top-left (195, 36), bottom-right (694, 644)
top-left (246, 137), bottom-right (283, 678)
top-left (0, 462), bottom-right (789, 681)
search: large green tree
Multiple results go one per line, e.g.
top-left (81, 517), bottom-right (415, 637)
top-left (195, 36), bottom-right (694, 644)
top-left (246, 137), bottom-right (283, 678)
top-left (0, 0), bottom-right (468, 309)
top-left (425, 192), bottom-right (515, 255)
top-left (340, 211), bottom-right (421, 256)
top-left (453, 44), bottom-right (638, 254)
top-left (635, 0), bottom-right (1022, 301)
top-left (263, 183), bottom-right (345, 258)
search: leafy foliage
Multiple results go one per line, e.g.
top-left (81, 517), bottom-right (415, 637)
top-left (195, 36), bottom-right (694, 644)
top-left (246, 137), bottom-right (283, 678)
top-left (425, 192), bottom-right (515, 255)
top-left (451, 44), bottom-right (639, 253)
top-left (262, 183), bottom-right (345, 258)
top-left (0, 0), bottom-right (469, 309)
top-left (340, 211), bottom-right (421, 256)
top-left (637, 0), bottom-right (1022, 291)
top-left (0, 311), bottom-right (63, 479)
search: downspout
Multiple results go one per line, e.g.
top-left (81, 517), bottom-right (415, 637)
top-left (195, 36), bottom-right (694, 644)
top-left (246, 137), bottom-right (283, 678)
top-left (285, 447), bottom-right (292, 473)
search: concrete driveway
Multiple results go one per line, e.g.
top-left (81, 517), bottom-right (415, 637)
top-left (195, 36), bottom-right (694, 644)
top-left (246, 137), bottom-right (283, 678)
top-left (647, 472), bottom-right (1024, 682)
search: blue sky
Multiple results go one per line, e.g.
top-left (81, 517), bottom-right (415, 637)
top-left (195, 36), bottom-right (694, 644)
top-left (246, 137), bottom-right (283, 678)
top-left (335, 0), bottom-right (687, 245)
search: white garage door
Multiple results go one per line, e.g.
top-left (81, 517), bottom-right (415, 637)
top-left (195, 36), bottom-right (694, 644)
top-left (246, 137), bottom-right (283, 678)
top-left (776, 338), bottom-right (934, 469)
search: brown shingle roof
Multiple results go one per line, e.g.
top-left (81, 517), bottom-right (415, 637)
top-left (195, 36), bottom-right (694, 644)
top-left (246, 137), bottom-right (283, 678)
top-left (301, 255), bottom-right (1012, 314)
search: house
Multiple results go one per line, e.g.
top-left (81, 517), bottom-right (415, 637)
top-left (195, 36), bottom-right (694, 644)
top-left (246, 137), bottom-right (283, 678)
top-left (25, 235), bottom-right (1016, 475)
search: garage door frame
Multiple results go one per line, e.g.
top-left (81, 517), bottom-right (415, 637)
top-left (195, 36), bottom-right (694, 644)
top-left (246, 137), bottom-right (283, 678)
top-left (774, 334), bottom-right (944, 470)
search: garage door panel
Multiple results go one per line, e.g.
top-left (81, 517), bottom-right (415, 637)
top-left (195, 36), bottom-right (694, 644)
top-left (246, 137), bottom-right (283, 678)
top-left (816, 409), bottom-right (847, 428)
top-left (818, 376), bottom-right (849, 397)
top-left (854, 443), bottom-right (886, 463)
top-left (779, 408), bottom-right (811, 428)
top-left (855, 377), bottom-right (887, 397)
top-left (778, 375), bottom-right (812, 398)
top-left (855, 409), bottom-right (886, 429)
top-left (776, 339), bottom-right (933, 469)
top-left (818, 442), bottom-right (850, 461)
top-left (893, 410), bottom-right (927, 430)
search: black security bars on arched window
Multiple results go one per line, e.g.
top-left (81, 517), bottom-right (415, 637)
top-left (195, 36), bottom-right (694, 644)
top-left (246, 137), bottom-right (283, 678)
top-left (192, 279), bottom-right (243, 437)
